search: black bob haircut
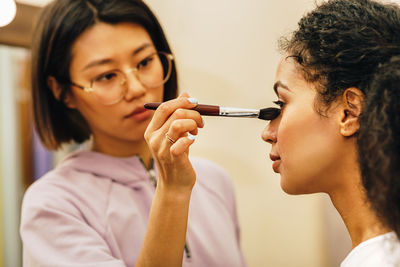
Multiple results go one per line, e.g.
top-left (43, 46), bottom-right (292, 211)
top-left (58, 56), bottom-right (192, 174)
top-left (31, 0), bottom-right (178, 149)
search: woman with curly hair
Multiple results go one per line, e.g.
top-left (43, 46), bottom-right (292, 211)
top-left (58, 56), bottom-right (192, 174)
top-left (358, 56), bottom-right (400, 243)
top-left (261, 0), bottom-right (400, 265)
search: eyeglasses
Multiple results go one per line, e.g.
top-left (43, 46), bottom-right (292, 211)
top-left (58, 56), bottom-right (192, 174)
top-left (70, 52), bottom-right (174, 105)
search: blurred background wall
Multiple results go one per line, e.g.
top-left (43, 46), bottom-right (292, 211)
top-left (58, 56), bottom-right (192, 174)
top-left (0, 0), bottom-right (365, 266)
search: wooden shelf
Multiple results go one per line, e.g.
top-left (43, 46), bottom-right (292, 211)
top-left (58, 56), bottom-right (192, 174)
top-left (0, 3), bottom-right (41, 48)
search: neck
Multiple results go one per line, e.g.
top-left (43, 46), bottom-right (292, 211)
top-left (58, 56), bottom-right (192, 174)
top-left (91, 137), bottom-right (153, 169)
top-left (328, 165), bottom-right (390, 248)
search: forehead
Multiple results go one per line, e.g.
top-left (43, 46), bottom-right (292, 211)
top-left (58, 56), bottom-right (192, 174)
top-left (276, 56), bottom-right (303, 82)
top-left (70, 22), bottom-right (154, 64)
top-left (275, 56), bottom-right (317, 93)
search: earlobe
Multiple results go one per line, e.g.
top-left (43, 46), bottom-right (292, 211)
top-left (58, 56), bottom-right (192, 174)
top-left (339, 87), bottom-right (364, 137)
top-left (47, 76), bottom-right (76, 109)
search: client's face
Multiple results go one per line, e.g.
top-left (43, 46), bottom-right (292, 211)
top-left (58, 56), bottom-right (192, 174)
top-left (262, 56), bottom-right (344, 195)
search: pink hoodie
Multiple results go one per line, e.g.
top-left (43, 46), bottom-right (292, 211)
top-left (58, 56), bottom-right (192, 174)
top-left (20, 150), bottom-right (246, 267)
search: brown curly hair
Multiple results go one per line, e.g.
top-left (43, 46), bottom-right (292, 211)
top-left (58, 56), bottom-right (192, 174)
top-left (279, 0), bottom-right (400, 110)
top-left (358, 56), bottom-right (400, 239)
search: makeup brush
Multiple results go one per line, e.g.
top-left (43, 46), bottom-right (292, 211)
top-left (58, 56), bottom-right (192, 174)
top-left (144, 102), bottom-right (281, 121)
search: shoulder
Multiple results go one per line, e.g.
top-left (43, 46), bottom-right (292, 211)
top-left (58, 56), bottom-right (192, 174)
top-left (22, 166), bottom-right (102, 206)
top-left (20, 155), bottom-right (128, 266)
top-left (25, 149), bottom-right (116, 196)
top-left (341, 232), bottom-right (400, 267)
top-left (21, 152), bottom-right (112, 227)
top-left (23, 151), bottom-right (110, 204)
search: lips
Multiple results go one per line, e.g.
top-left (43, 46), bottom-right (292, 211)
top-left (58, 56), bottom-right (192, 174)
top-left (269, 153), bottom-right (281, 173)
top-left (125, 107), bottom-right (147, 118)
top-left (124, 106), bottom-right (151, 121)
top-left (269, 154), bottom-right (280, 161)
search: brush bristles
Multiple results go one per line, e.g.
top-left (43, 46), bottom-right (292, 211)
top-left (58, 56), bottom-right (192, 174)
top-left (258, 107), bottom-right (281, 120)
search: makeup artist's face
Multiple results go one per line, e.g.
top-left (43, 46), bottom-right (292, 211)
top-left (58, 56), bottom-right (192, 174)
top-left (262, 56), bottom-right (345, 194)
top-left (65, 22), bottom-right (164, 154)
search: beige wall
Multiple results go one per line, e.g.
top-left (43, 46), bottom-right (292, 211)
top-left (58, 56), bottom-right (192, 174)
top-left (0, 77), bottom-right (3, 265)
top-left (145, 1), bottom-right (350, 266)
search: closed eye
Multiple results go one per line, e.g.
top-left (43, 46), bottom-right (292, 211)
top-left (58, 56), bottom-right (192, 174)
top-left (273, 100), bottom-right (285, 108)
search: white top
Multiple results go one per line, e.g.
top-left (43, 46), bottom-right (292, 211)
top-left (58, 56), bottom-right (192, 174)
top-left (341, 232), bottom-right (400, 267)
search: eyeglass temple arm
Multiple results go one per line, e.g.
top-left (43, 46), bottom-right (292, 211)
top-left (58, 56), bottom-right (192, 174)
top-left (70, 82), bottom-right (93, 92)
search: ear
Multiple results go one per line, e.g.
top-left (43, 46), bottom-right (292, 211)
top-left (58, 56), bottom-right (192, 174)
top-left (47, 76), bottom-right (76, 109)
top-left (339, 87), bottom-right (364, 137)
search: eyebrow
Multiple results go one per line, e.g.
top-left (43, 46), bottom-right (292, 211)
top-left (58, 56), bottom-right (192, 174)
top-left (81, 43), bottom-right (153, 71)
top-left (273, 81), bottom-right (291, 95)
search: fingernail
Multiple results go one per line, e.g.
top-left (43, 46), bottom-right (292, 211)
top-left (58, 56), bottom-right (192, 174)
top-left (188, 133), bottom-right (197, 141)
top-left (201, 117), bottom-right (205, 126)
top-left (187, 98), bottom-right (198, 104)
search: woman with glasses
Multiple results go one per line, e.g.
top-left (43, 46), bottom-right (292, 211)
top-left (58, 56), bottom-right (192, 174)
top-left (20, 1), bottom-right (246, 266)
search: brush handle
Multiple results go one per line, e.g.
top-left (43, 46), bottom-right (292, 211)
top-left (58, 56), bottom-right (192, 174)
top-left (144, 103), bottom-right (220, 116)
top-left (144, 102), bottom-right (274, 119)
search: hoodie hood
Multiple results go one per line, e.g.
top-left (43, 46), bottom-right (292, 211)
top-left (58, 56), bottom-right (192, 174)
top-left (57, 150), bottom-right (157, 188)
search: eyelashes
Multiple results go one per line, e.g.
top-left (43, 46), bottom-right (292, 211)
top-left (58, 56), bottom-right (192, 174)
top-left (273, 100), bottom-right (285, 108)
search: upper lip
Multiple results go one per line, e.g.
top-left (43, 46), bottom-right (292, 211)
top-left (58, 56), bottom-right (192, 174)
top-left (124, 106), bottom-right (147, 118)
top-left (269, 154), bottom-right (281, 161)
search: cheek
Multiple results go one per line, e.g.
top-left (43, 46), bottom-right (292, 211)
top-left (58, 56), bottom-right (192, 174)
top-left (71, 92), bottom-right (119, 129)
top-left (148, 85), bottom-right (165, 102)
top-left (80, 104), bottom-right (118, 132)
top-left (277, 106), bottom-right (339, 193)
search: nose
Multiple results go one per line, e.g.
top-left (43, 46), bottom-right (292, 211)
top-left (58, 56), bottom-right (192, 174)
top-left (123, 68), bottom-right (146, 101)
top-left (261, 119), bottom-right (278, 144)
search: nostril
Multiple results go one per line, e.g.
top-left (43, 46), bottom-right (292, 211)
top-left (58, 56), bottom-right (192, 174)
top-left (262, 129), bottom-right (277, 143)
top-left (265, 137), bottom-right (278, 144)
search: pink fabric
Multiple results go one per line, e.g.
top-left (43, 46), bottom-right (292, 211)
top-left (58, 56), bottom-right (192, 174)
top-left (20, 150), bottom-right (247, 267)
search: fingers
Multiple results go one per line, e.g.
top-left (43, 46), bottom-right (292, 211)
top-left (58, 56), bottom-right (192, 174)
top-left (178, 92), bottom-right (190, 98)
top-left (167, 119), bottom-right (200, 140)
top-left (145, 94), bottom-right (205, 156)
top-left (166, 108), bottom-right (204, 133)
top-left (170, 134), bottom-right (196, 156)
top-left (144, 96), bottom-right (204, 152)
top-left (161, 118), bottom-right (200, 156)
top-left (144, 93), bottom-right (201, 191)
top-left (146, 96), bottom-right (199, 133)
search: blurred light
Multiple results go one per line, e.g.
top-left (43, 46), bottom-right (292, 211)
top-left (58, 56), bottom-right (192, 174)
top-left (0, 0), bottom-right (17, 27)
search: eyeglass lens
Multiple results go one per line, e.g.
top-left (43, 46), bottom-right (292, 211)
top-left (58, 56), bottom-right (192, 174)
top-left (91, 52), bottom-right (172, 105)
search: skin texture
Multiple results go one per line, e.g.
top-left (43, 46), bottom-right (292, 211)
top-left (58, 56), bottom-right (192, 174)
top-left (262, 56), bottom-right (389, 248)
top-left (48, 22), bottom-right (204, 267)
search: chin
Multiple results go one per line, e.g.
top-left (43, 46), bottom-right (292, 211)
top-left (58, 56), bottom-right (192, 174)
top-left (280, 178), bottom-right (319, 195)
top-left (281, 185), bottom-right (304, 195)
top-left (118, 128), bottom-right (147, 143)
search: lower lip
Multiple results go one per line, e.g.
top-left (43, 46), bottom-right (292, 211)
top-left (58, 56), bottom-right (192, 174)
top-left (127, 109), bottom-right (152, 121)
top-left (272, 160), bottom-right (281, 173)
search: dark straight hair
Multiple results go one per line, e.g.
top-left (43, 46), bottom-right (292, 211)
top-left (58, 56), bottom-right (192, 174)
top-left (32, 0), bottom-right (178, 149)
